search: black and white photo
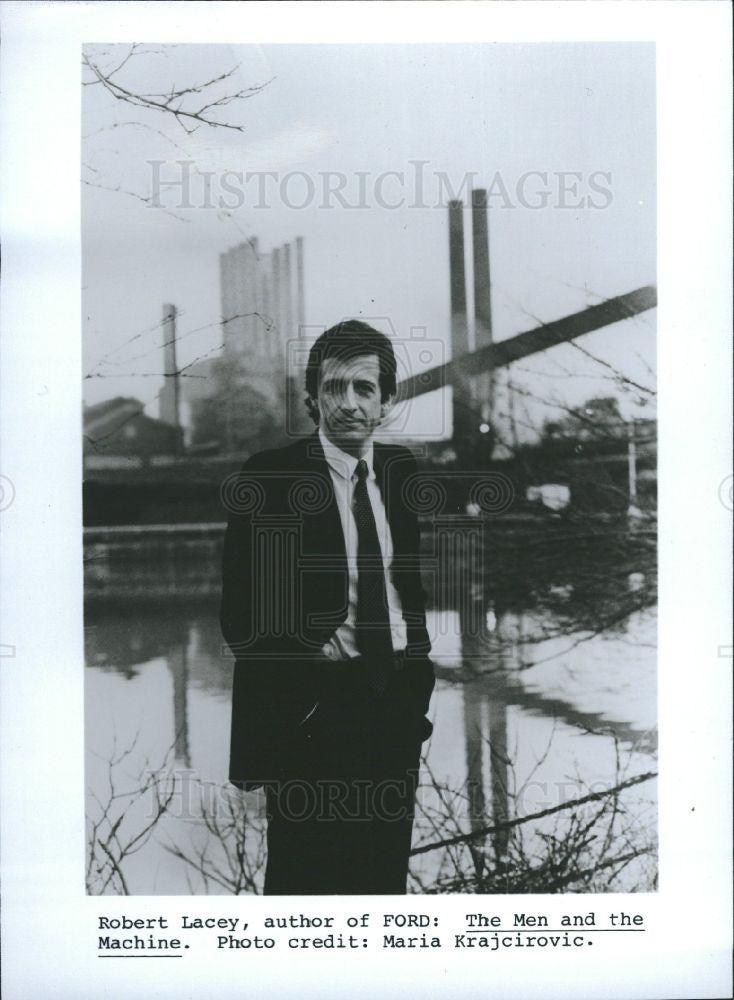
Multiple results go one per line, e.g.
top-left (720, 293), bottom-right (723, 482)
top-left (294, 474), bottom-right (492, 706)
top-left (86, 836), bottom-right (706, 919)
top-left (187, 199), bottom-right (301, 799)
top-left (1, 4), bottom-right (731, 999)
top-left (81, 39), bottom-right (658, 897)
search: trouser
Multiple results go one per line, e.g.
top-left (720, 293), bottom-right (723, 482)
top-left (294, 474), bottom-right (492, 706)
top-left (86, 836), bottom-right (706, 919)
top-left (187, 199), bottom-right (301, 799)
top-left (263, 666), bottom-right (424, 895)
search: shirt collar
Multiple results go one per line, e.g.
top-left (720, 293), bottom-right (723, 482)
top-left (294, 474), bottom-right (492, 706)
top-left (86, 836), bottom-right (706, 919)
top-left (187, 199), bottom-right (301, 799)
top-left (318, 428), bottom-right (374, 482)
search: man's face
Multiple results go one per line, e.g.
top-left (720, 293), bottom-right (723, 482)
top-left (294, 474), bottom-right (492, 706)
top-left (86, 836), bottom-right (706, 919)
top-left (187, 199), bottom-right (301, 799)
top-left (316, 353), bottom-right (390, 453)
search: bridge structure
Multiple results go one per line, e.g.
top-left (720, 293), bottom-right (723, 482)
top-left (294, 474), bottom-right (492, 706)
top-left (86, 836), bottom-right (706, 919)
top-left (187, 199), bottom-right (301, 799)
top-left (397, 285), bottom-right (657, 404)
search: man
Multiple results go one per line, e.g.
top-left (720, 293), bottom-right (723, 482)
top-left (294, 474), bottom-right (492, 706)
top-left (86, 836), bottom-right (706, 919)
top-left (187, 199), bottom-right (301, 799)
top-left (220, 320), bottom-right (435, 894)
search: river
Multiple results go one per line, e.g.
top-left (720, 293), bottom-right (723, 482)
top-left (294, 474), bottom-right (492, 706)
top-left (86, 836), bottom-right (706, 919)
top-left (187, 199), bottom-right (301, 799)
top-left (85, 526), bottom-right (657, 894)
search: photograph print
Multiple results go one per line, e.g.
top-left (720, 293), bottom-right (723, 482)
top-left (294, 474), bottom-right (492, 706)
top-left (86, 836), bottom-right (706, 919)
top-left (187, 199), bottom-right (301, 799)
top-left (82, 41), bottom-right (657, 895)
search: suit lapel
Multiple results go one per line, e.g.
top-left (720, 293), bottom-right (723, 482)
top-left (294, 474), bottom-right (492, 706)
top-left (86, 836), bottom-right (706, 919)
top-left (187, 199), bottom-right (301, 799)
top-left (373, 442), bottom-right (403, 539)
top-left (298, 431), bottom-right (347, 563)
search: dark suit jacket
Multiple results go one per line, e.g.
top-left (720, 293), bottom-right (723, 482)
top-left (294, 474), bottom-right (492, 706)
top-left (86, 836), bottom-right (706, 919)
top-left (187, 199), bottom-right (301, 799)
top-left (220, 430), bottom-right (435, 787)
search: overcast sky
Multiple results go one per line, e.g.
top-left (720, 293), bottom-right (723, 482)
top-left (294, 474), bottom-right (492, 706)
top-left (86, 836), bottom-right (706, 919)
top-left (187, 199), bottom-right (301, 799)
top-left (82, 42), bottom-right (656, 439)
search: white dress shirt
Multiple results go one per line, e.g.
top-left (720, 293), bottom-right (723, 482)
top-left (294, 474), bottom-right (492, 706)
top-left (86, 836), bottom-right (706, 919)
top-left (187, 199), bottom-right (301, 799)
top-left (318, 428), bottom-right (407, 660)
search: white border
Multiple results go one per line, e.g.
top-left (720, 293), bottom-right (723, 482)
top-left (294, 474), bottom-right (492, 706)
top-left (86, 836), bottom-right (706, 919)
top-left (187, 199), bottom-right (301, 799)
top-left (1, 3), bottom-right (731, 999)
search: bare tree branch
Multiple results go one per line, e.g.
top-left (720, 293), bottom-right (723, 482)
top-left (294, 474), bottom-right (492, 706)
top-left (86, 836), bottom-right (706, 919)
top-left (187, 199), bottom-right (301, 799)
top-left (410, 769), bottom-right (657, 857)
top-left (82, 47), bottom-right (273, 134)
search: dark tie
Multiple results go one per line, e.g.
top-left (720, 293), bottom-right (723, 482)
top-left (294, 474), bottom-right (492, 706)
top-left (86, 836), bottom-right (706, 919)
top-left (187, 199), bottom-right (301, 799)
top-left (353, 458), bottom-right (394, 693)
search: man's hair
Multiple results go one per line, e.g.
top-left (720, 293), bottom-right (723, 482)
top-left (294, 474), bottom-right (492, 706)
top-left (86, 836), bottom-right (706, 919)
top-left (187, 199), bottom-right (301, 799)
top-left (304, 320), bottom-right (397, 422)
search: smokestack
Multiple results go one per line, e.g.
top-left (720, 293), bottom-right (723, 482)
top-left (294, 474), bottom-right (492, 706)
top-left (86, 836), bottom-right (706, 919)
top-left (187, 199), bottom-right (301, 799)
top-left (272, 246), bottom-right (282, 344)
top-left (159, 304), bottom-right (180, 435)
top-left (448, 200), bottom-right (473, 453)
top-left (471, 188), bottom-right (492, 348)
top-left (260, 267), bottom-right (274, 358)
top-left (220, 251), bottom-right (235, 357)
top-left (449, 200), bottom-right (469, 357)
top-left (282, 242), bottom-right (293, 354)
top-left (241, 240), bottom-right (257, 354)
top-left (471, 188), bottom-right (494, 421)
top-left (295, 236), bottom-right (306, 337)
top-left (249, 240), bottom-right (262, 357)
top-left (234, 243), bottom-right (249, 355)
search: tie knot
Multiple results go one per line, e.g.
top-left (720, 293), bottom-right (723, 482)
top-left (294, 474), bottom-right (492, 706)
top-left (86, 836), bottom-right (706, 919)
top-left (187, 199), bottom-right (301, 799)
top-left (355, 459), bottom-right (369, 483)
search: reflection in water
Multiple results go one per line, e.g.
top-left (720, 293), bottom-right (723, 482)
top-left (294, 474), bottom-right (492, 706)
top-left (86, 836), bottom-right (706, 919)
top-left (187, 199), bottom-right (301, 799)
top-left (169, 642), bottom-right (190, 769)
top-left (85, 553), bottom-right (657, 894)
top-left (458, 546), bottom-right (504, 872)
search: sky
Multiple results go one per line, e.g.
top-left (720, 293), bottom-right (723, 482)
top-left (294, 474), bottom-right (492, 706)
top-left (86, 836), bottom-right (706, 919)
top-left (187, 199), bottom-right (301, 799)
top-left (82, 41), bottom-right (656, 440)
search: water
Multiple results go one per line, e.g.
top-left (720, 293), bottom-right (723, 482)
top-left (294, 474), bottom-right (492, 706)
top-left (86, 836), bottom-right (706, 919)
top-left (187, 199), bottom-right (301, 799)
top-left (85, 560), bottom-right (657, 895)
